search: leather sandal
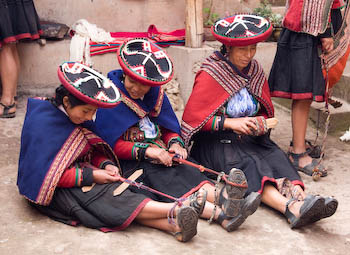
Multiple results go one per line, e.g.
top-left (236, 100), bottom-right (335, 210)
top-left (285, 195), bottom-right (325, 229)
top-left (289, 140), bottom-right (322, 159)
top-left (215, 168), bottom-right (248, 217)
top-left (0, 102), bottom-right (16, 118)
top-left (323, 197), bottom-right (338, 218)
top-left (173, 206), bottom-right (198, 242)
top-left (288, 151), bottom-right (327, 177)
top-left (188, 188), bottom-right (207, 216)
top-left (216, 192), bottom-right (261, 232)
top-left (309, 196), bottom-right (338, 224)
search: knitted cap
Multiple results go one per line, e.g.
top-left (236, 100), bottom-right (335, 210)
top-left (211, 14), bottom-right (273, 46)
top-left (57, 62), bottom-right (120, 108)
top-left (117, 38), bottom-right (174, 86)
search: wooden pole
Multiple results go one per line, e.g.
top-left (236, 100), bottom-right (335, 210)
top-left (185, 0), bottom-right (203, 48)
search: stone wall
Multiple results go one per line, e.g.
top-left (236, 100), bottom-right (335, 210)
top-left (35, 0), bottom-right (186, 32)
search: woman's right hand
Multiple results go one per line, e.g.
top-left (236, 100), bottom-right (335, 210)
top-left (93, 169), bottom-right (121, 184)
top-left (223, 117), bottom-right (257, 135)
top-left (145, 147), bottom-right (173, 167)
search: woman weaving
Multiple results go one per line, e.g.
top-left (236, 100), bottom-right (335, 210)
top-left (181, 14), bottom-right (338, 229)
top-left (18, 62), bottom-right (203, 242)
top-left (93, 38), bottom-right (261, 232)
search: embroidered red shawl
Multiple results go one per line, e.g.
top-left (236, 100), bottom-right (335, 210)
top-left (181, 52), bottom-right (274, 147)
top-left (283, 0), bottom-right (342, 36)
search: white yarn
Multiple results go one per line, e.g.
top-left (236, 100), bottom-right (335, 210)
top-left (339, 126), bottom-right (350, 142)
top-left (69, 19), bottom-right (114, 66)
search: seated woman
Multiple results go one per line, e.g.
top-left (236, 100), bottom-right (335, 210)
top-left (17, 62), bottom-right (200, 242)
top-left (181, 15), bottom-right (338, 229)
top-left (93, 38), bottom-right (261, 231)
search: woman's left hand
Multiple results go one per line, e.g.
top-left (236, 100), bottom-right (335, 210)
top-left (321, 37), bottom-right (334, 53)
top-left (105, 164), bottom-right (121, 177)
top-left (169, 143), bottom-right (188, 159)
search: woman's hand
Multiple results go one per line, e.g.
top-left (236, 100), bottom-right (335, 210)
top-left (320, 37), bottom-right (334, 53)
top-left (223, 117), bottom-right (257, 135)
top-left (105, 164), bottom-right (121, 177)
top-left (93, 168), bottom-right (121, 184)
top-left (169, 143), bottom-right (188, 159)
top-left (145, 147), bottom-right (173, 166)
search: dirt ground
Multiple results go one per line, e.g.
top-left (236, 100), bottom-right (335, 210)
top-left (0, 96), bottom-right (349, 255)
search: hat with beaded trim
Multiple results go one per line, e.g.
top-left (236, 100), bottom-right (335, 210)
top-left (117, 38), bottom-right (174, 87)
top-left (57, 62), bottom-right (121, 108)
top-left (211, 14), bottom-right (273, 46)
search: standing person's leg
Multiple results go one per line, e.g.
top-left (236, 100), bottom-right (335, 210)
top-left (290, 99), bottom-right (313, 167)
top-left (0, 43), bottom-right (18, 117)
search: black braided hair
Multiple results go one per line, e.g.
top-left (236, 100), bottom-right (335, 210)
top-left (220, 44), bottom-right (227, 55)
top-left (50, 85), bottom-right (86, 108)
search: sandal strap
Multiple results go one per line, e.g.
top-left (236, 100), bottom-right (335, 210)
top-left (0, 102), bottom-right (16, 115)
top-left (284, 198), bottom-right (297, 223)
top-left (189, 189), bottom-right (207, 215)
top-left (216, 211), bottom-right (228, 225)
top-left (287, 151), bottom-right (309, 167)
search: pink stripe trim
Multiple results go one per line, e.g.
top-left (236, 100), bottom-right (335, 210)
top-left (2, 30), bottom-right (42, 44)
top-left (270, 90), bottom-right (325, 102)
top-left (257, 176), bottom-right (304, 194)
top-left (180, 180), bottom-right (214, 199)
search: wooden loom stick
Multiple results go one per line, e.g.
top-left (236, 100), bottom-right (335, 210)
top-left (81, 169), bottom-right (143, 195)
top-left (266, 117), bottom-right (278, 129)
top-left (82, 183), bottom-right (96, 193)
top-left (113, 169), bottom-right (143, 196)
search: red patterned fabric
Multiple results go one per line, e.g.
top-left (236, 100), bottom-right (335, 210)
top-left (58, 62), bottom-right (120, 108)
top-left (211, 14), bottom-right (273, 46)
top-left (117, 38), bottom-right (174, 87)
top-left (89, 25), bottom-right (185, 56)
top-left (181, 54), bottom-right (274, 147)
top-left (283, 0), bottom-right (334, 36)
top-left (115, 126), bottom-right (180, 160)
top-left (57, 150), bottom-right (108, 187)
top-left (320, 0), bottom-right (350, 89)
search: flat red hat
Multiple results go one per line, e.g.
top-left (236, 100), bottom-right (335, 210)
top-left (211, 14), bottom-right (273, 46)
top-left (117, 38), bottom-right (174, 87)
top-left (57, 62), bottom-right (120, 108)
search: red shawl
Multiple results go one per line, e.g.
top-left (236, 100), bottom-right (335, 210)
top-left (283, 0), bottom-right (343, 36)
top-left (181, 52), bottom-right (274, 147)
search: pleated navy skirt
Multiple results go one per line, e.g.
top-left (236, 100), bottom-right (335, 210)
top-left (0, 0), bottom-right (42, 47)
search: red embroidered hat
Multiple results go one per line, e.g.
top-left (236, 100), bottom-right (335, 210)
top-left (57, 62), bottom-right (121, 108)
top-left (211, 14), bottom-right (273, 46)
top-left (117, 38), bottom-right (174, 86)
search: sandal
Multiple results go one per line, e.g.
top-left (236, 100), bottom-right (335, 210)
top-left (215, 168), bottom-right (248, 217)
top-left (0, 102), bottom-right (16, 118)
top-left (285, 195), bottom-right (325, 229)
top-left (310, 196), bottom-right (338, 224)
top-left (289, 140), bottom-right (322, 159)
top-left (216, 192), bottom-right (261, 232)
top-left (173, 206), bottom-right (198, 242)
top-left (323, 197), bottom-right (338, 218)
top-left (188, 188), bottom-right (207, 216)
top-left (288, 151), bottom-right (327, 177)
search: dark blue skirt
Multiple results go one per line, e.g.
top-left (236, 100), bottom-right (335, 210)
top-left (268, 9), bottom-right (342, 102)
top-left (190, 131), bottom-right (303, 195)
top-left (0, 0), bottom-right (42, 47)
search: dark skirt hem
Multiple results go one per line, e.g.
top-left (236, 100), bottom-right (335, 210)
top-left (99, 198), bottom-right (151, 232)
top-left (258, 176), bottom-right (305, 194)
top-left (1, 30), bottom-right (42, 45)
top-left (270, 90), bottom-right (325, 102)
